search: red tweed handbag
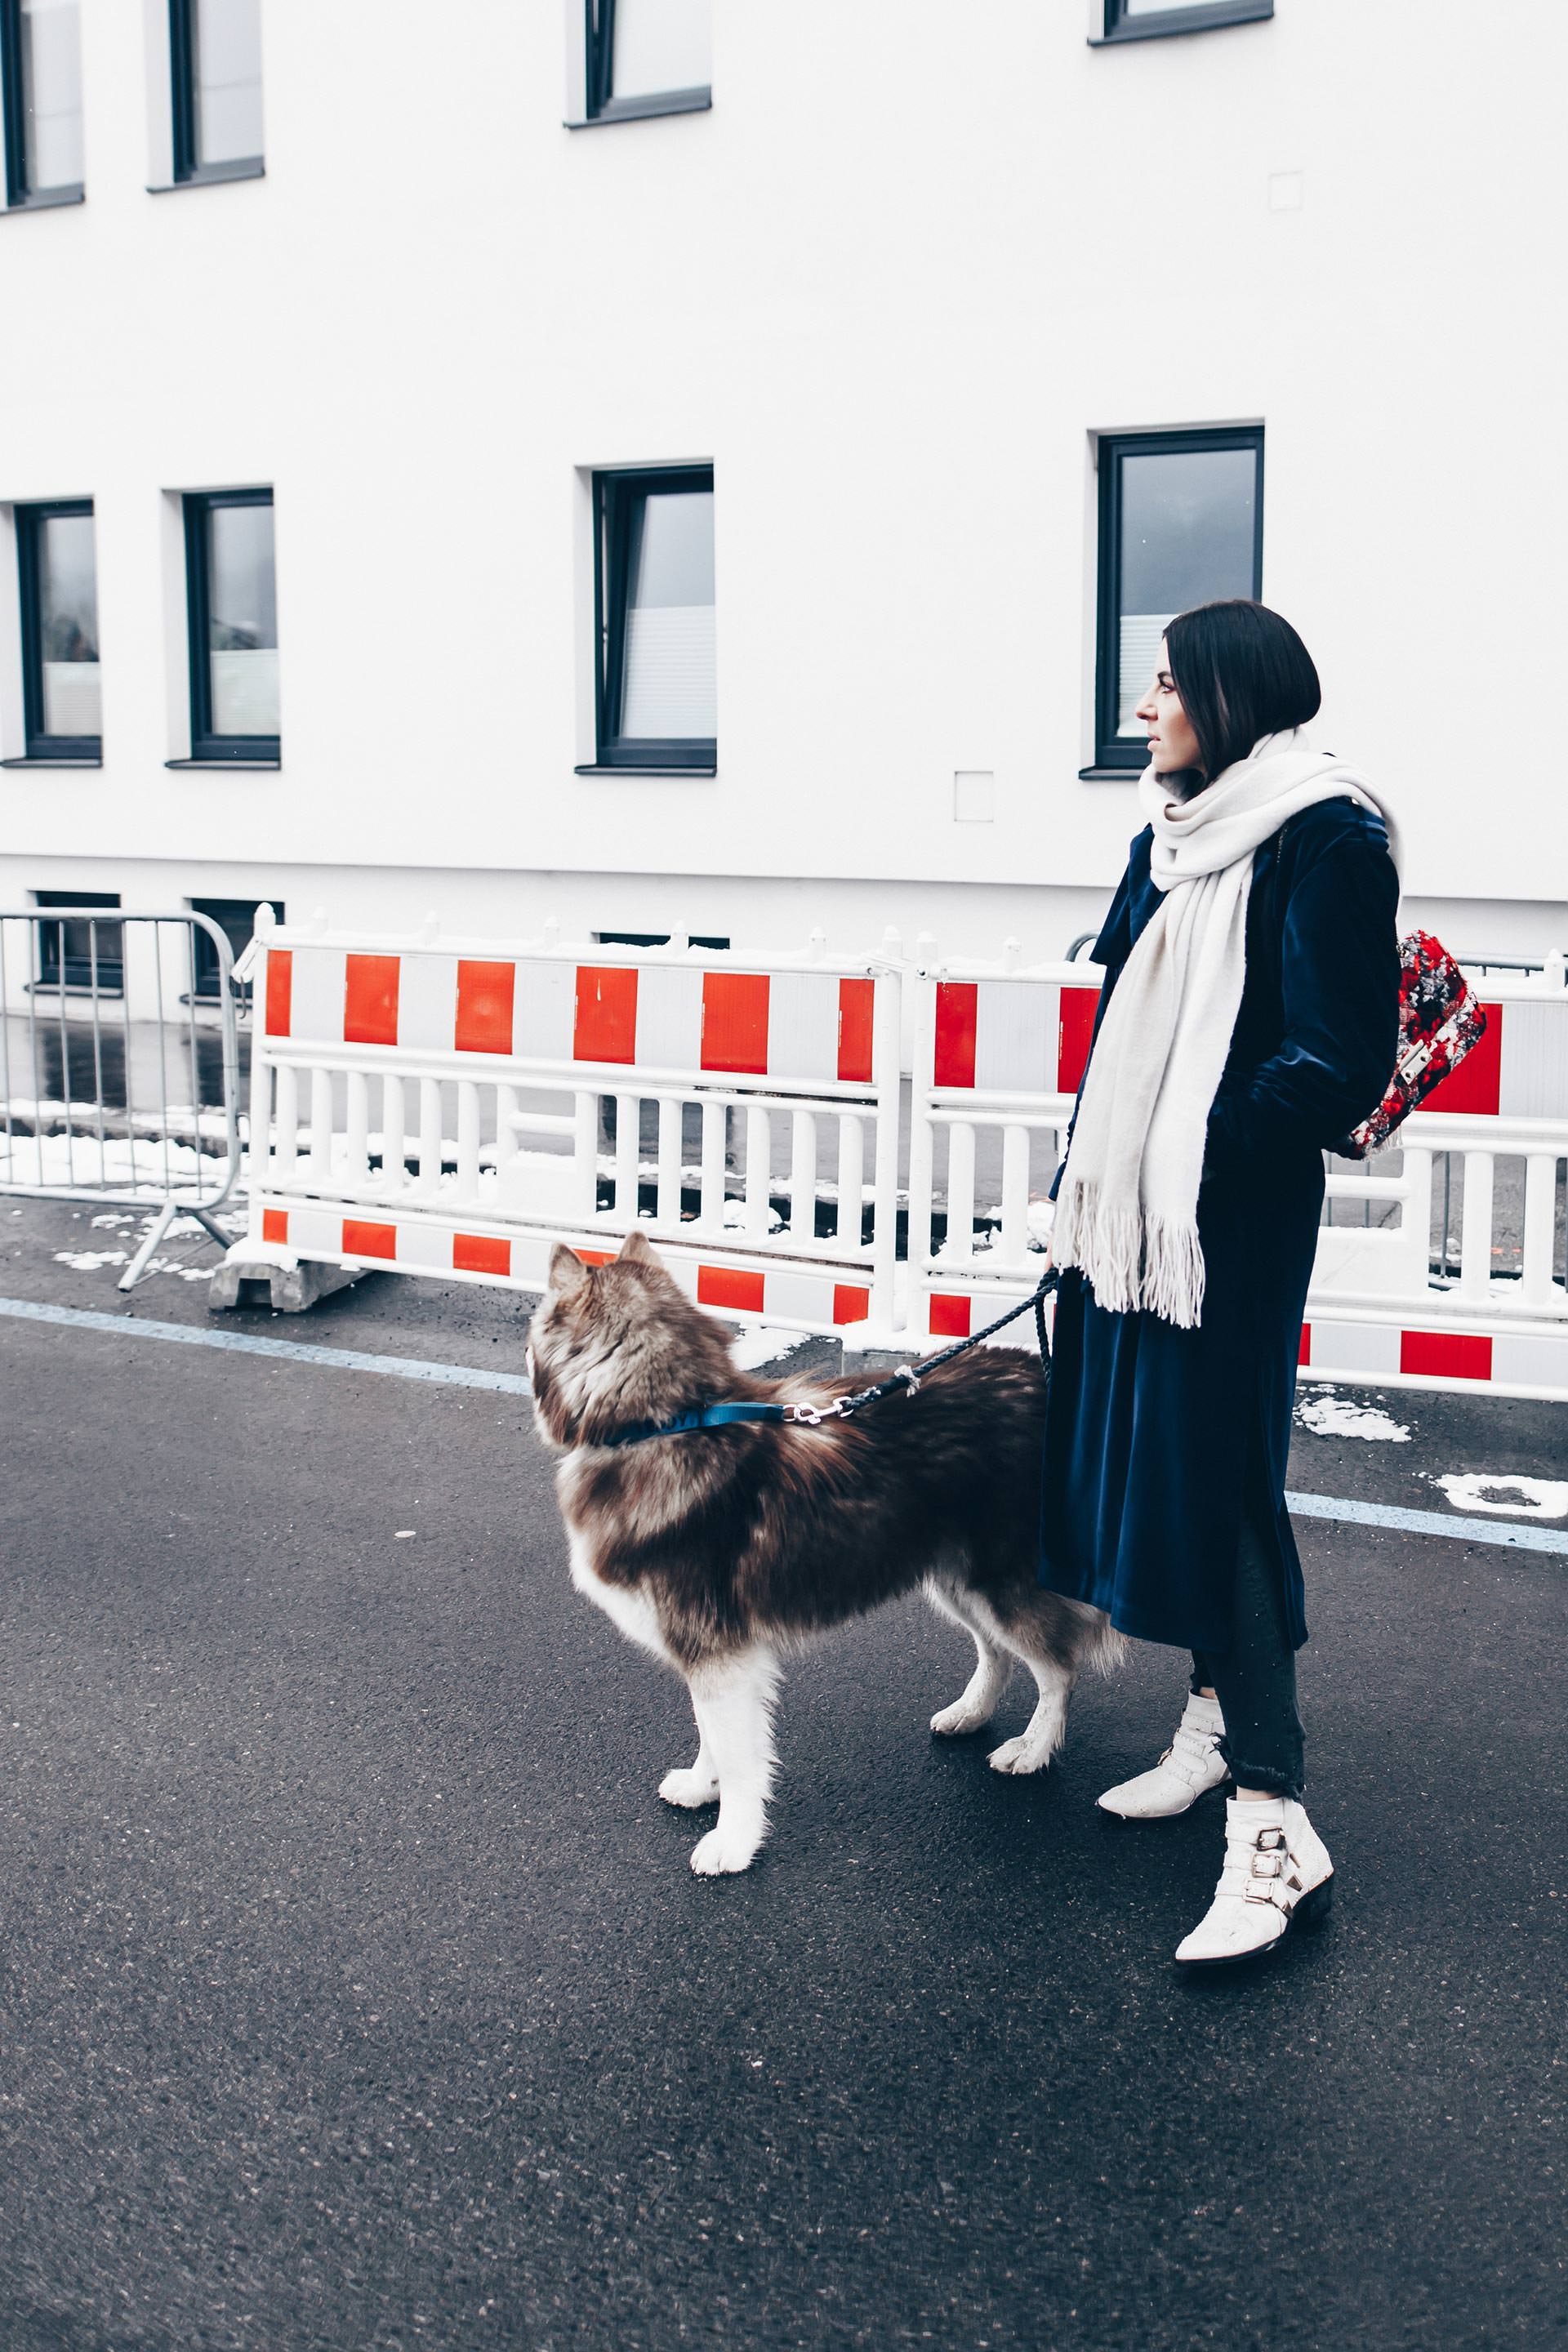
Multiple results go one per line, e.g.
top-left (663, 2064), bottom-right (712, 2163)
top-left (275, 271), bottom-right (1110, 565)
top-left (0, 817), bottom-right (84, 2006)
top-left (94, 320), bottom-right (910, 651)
top-left (1334, 929), bottom-right (1487, 1160)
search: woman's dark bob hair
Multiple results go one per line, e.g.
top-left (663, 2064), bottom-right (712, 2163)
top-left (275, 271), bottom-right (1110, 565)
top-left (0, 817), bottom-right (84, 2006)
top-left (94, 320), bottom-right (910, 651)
top-left (1163, 600), bottom-right (1321, 786)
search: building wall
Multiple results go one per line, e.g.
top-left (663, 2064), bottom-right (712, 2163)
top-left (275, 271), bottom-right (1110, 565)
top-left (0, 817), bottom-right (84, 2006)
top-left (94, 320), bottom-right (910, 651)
top-left (1, 0), bottom-right (1563, 959)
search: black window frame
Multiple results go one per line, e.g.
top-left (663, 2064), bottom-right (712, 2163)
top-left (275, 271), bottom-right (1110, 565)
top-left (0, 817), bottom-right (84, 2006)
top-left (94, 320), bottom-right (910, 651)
top-left (0, 0), bottom-right (86, 208)
top-left (33, 888), bottom-right (122, 993)
top-left (183, 486), bottom-right (279, 764)
top-left (581, 0), bottom-right (711, 126)
top-left (1091, 426), bottom-right (1264, 776)
top-left (16, 497), bottom-right (100, 760)
top-left (590, 466), bottom-right (716, 775)
top-left (188, 893), bottom-right (277, 1000)
top-left (594, 931), bottom-right (730, 951)
top-left (168, 0), bottom-right (265, 187)
top-left (1095, 0), bottom-right (1272, 42)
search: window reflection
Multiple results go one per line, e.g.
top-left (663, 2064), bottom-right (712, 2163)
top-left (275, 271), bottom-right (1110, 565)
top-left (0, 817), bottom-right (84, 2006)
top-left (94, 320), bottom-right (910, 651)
top-left (16, 0), bottom-right (83, 194)
top-left (611, 0), bottom-right (710, 102)
top-left (619, 488), bottom-right (716, 740)
top-left (35, 510), bottom-right (100, 738)
top-left (206, 501), bottom-right (278, 737)
top-left (189, 0), bottom-right (263, 167)
top-left (1116, 446), bottom-right (1257, 734)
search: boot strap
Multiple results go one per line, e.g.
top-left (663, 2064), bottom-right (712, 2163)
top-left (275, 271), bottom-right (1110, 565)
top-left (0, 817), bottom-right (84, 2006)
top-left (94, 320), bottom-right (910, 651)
top-left (1241, 1827), bottom-right (1307, 1909)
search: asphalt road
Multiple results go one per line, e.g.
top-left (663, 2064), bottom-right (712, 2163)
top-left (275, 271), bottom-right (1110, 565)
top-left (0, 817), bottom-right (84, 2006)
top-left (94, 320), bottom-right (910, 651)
top-left (1, 1202), bottom-right (1566, 2352)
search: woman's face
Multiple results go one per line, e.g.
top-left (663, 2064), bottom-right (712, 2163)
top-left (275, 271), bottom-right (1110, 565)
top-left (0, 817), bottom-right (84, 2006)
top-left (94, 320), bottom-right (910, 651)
top-left (1134, 644), bottom-right (1201, 777)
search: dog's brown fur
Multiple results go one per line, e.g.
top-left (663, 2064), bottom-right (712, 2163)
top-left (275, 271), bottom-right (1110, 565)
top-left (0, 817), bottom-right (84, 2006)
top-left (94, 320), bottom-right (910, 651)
top-left (530, 1229), bottom-right (1119, 1873)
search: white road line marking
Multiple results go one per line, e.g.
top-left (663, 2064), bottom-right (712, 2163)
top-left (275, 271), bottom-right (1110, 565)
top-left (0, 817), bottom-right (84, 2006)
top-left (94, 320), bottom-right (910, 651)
top-left (0, 1294), bottom-right (533, 1396)
top-left (3, 1295), bottom-right (1566, 1556)
top-left (1284, 1490), bottom-right (1568, 1557)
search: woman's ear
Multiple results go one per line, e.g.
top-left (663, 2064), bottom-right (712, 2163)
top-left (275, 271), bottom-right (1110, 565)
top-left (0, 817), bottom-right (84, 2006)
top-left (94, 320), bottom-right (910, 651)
top-left (547, 1242), bottom-right (591, 1294)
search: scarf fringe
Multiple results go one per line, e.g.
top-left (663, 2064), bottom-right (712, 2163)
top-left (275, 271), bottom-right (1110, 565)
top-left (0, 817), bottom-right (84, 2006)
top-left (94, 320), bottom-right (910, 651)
top-left (1054, 1180), bottom-right (1207, 1330)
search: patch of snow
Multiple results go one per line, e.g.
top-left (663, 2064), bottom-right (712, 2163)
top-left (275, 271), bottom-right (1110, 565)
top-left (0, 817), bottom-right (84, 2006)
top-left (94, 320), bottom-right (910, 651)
top-left (53, 1249), bottom-right (128, 1272)
top-left (728, 1325), bottom-right (809, 1370)
top-left (720, 1198), bottom-right (785, 1235)
top-left (1295, 1388), bottom-right (1410, 1443)
top-left (0, 1131), bottom-right (220, 1192)
top-left (145, 1257), bottom-right (216, 1282)
top-left (1026, 1198), bottom-right (1056, 1251)
top-left (1432, 1472), bottom-right (1568, 1520)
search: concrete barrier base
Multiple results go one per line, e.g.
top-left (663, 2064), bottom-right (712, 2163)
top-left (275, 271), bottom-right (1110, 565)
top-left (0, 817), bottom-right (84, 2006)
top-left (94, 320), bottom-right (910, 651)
top-left (208, 1248), bottom-right (366, 1315)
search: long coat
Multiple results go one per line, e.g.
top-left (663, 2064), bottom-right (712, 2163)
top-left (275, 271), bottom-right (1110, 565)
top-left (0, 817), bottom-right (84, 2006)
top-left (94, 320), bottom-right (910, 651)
top-left (1038, 796), bottom-right (1400, 1655)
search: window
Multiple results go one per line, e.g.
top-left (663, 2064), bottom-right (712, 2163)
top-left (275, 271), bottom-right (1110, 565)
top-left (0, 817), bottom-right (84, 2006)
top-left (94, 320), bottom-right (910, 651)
top-left (582, 0), bottom-right (710, 123)
top-left (1091, 429), bottom-right (1263, 774)
top-left (189, 894), bottom-right (278, 999)
top-left (169, 0), bottom-right (263, 184)
top-left (183, 488), bottom-right (279, 761)
top-left (16, 500), bottom-right (100, 758)
top-left (590, 467), bottom-right (715, 773)
top-left (0, 0), bottom-right (84, 206)
top-left (595, 931), bottom-right (729, 951)
top-left (34, 889), bottom-right (121, 991)
top-left (1097, 0), bottom-right (1272, 42)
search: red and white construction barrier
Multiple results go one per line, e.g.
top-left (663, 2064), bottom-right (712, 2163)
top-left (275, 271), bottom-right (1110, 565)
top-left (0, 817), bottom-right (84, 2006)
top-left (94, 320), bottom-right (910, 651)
top-left (229, 912), bottom-right (902, 1337)
top-left (224, 917), bottom-right (1568, 1401)
top-left (262, 945), bottom-right (877, 1088)
top-left (906, 951), bottom-right (1568, 1404)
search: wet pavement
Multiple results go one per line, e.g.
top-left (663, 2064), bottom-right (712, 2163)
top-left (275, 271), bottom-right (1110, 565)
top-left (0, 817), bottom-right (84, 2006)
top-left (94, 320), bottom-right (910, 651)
top-left (1, 1197), bottom-right (1564, 2350)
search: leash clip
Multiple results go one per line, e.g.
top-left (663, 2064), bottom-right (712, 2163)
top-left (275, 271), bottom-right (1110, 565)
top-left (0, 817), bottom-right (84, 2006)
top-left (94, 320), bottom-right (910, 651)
top-left (787, 1397), bottom-right (850, 1427)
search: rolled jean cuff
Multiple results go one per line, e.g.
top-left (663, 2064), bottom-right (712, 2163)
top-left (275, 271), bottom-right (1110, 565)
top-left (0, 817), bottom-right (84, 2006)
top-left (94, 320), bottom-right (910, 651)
top-left (1220, 1742), bottom-right (1303, 1802)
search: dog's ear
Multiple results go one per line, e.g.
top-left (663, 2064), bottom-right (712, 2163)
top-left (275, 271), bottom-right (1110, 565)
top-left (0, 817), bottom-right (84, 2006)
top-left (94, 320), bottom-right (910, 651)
top-left (546, 1241), bottom-right (592, 1295)
top-left (617, 1226), bottom-right (659, 1267)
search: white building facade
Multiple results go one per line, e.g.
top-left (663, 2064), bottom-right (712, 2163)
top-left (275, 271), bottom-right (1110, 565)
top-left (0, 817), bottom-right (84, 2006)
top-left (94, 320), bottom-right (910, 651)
top-left (1, 0), bottom-right (1564, 975)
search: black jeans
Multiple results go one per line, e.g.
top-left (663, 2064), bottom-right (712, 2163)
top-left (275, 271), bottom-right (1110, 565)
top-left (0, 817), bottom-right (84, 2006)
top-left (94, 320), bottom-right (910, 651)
top-left (1190, 1488), bottom-right (1305, 1800)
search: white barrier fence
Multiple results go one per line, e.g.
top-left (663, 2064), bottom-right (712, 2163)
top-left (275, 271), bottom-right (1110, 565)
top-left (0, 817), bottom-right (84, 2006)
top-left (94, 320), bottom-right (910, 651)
top-left (219, 912), bottom-right (1568, 1401)
top-left (906, 952), bottom-right (1568, 1401)
top-left (234, 910), bottom-right (903, 1338)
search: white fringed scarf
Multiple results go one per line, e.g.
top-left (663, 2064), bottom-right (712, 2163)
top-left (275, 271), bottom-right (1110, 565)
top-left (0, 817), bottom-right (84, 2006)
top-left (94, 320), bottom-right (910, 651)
top-left (1052, 728), bottom-right (1396, 1329)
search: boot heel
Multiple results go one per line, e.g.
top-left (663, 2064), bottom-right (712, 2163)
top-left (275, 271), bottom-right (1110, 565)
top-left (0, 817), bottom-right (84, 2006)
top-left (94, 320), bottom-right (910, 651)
top-left (1294, 1877), bottom-right (1334, 1932)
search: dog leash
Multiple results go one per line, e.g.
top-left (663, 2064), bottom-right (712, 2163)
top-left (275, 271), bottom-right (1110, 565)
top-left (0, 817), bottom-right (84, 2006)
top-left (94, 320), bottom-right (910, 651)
top-left (601, 1268), bottom-right (1059, 1449)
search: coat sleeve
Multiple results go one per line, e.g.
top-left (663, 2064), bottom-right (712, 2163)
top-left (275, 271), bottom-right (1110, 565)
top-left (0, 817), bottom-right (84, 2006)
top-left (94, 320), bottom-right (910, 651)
top-left (1205, 823), bottom-right (1400, 1166)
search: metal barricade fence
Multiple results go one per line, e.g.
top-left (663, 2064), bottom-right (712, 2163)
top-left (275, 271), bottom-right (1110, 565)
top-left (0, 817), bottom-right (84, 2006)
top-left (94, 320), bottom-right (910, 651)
top-left (227, 908), bottom-right (905, 1339)
top-left (0, 907), bottom-right (242, 1289)
top-left (907, 947), bottom-right (1568, 1402)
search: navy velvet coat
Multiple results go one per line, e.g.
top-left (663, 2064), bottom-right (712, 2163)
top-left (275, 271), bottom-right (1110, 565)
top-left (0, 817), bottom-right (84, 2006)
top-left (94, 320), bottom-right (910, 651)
top-left (1038, 797), bottom-right (1400, 1655)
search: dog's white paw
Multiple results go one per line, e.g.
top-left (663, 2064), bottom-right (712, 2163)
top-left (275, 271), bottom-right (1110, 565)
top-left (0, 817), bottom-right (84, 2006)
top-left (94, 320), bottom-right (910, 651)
top-left (987, 1735), bottom-right (1052, 1775)
top-left (930, 1699), bottom-right (993, 1737)
top-left (688, 1824), bottom-right (761, 1876)
top-left (660, 1766), bottom-right (720, 1810)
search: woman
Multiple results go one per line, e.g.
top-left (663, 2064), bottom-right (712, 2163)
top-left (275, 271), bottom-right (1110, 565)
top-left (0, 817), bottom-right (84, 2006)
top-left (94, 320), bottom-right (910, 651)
top-left (1039, 599), bottom-right (1399, 1969)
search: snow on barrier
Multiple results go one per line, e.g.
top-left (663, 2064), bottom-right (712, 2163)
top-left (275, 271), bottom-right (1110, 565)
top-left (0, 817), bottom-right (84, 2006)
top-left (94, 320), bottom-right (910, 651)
top-left (0, 906), bottom-right (242, 1288)
top-left (907, 946), bottom-right (1568, 1404)
top-left (225, 908), bottom-right (903, 1337)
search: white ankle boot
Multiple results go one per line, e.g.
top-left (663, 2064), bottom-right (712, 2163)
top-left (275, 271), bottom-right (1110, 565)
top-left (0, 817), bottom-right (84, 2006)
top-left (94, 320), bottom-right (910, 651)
top-left (1174, 1795), bottom-right (1334, 1967)
top-left (1096, 1691), bottom-right (1229, 1821)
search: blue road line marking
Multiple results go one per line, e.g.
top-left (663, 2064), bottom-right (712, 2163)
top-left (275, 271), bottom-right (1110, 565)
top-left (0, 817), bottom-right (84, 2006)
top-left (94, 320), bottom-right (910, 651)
top-left (3, 1294), bottom-right (1566, 1553)
top-left (0, 1294), bottom-right (534, 1396)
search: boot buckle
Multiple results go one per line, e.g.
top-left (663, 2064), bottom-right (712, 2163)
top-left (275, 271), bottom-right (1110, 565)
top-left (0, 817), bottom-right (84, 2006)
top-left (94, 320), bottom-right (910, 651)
top-left (1243, 1829), bottom-right (1288, 1903)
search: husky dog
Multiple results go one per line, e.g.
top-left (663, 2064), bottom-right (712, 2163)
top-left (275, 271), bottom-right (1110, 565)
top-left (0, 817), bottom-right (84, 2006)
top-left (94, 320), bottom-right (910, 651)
top-left (528, 1231), bottom-right (1119, 1874)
